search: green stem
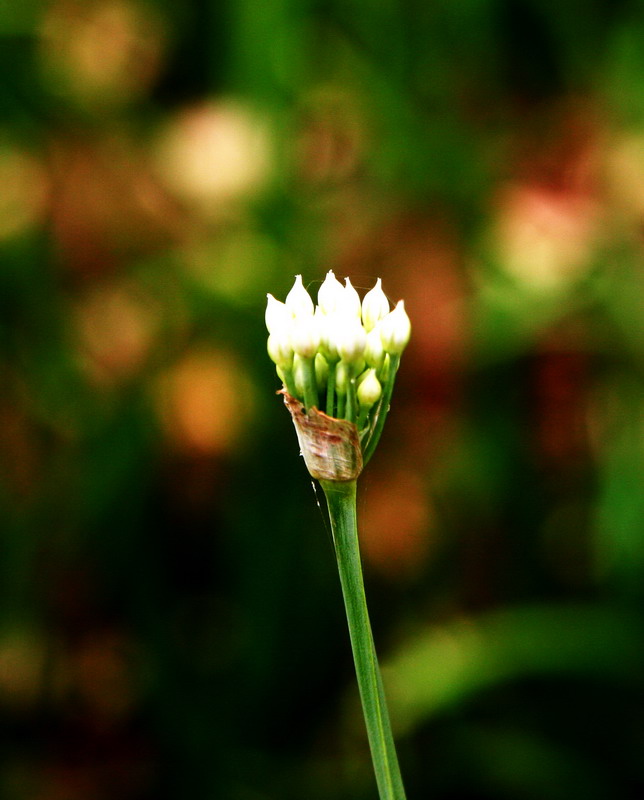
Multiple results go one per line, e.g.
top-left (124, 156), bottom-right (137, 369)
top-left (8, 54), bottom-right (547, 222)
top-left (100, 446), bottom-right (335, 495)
top-left (282, 367), bottom-right (298, 400)
top-left (336, 387), bottom-right (346, 420)
top-left (301, 356), bottom-right (319, 410)
top-left (345, 376), bottom-right (357, 423)
top-left (321, 480), bottom-right (407, 800)
top-left (362, 354), bottom-right (400, 465)
top-left (326, 361), bottom-right (337, 416)
top-left (357, 404), bottom-right (370, 431)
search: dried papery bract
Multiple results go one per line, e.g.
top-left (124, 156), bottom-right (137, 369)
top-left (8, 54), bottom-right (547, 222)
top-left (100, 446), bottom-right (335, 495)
top-left (282, 391), bottom-right (362, 481)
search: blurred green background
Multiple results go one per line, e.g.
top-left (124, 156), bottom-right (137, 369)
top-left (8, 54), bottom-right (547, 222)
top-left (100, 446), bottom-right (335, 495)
top-left (1, 0), bottom-right (644, 797)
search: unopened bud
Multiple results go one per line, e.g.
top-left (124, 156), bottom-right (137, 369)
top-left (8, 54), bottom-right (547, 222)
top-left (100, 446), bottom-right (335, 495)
top-left (290, 313), bottom-right (321, 358)
top-left (336, 318), bottom-right (367, 363)
top-left (265, 293), bottom-right (291, 333)
top-left (361, 278), bottom-right (390, 332)
top-left (377, 354), bottom-right (390, 384)
top-left (293, 355), bottom-right (306, 398)
top-left (317, 270), bottom-right (345, 314)
top-left (364, 327), bottom-right (385, 370)
top-left (285, 274), bottom-right (314, 317)
top-left (357, 369), bottom-right (382, 408)
top-left (315, 352), bottom-right (329, 391)
top-left (335, 361), bottom-right (349, 395)
top-left (339, 277), bottom-right (362, 318)
top-left (379, 300), bottom-right (411, 354)
top-left (319, 312), bottom-right (340, 362)
top-left (267, 329), bottom-right (294, 369)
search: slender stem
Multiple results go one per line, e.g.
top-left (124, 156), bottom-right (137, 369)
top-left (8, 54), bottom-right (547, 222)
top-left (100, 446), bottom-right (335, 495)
top-left (357, 404), bottom-right (370, 431)
top-left (362, 354), bottom-right (400, 465)
top-left (345, 376), bottom-right (357, 423)
top-left (336, 386), bottom-right (346, 419)
top-left (326, 360), bottom-right (337, 416)
top-left (321, 480), bottom-right (407, 800)
top-left (282, 367), bottom-right (298, 400)
top-left (301, 356), bottom-right (319, 410)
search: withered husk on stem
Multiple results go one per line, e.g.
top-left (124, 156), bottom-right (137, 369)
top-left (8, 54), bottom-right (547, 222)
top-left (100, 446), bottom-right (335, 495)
top-left (281, 391), bottom-right (363, 482)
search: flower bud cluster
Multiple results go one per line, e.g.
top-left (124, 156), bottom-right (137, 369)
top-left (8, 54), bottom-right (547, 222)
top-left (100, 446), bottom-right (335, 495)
top-left (266, 273), bottom-right (410, 432)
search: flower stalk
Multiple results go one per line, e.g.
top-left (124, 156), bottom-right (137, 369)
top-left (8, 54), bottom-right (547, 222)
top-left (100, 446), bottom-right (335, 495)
top-left (266, 273), bottom-right (411, 799)
top-left (322, 479), bottom-right (407, 800)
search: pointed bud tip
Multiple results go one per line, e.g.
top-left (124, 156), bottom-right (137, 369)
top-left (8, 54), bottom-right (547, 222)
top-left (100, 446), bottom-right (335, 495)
top-left (362, 277), bottom-right (390, 331)
top-left (340, 276), bottom-right (362, 318)
top-left (286, 274), bottom-right (314, 316)
top-left (357, 368), bottom-right (382, 407)
top-left (380, 300), bottom-right (411, 354)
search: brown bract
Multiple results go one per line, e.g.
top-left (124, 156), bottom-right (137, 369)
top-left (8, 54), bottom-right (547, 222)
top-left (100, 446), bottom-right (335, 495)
top-left (281, 391), bottom-right (362, 482)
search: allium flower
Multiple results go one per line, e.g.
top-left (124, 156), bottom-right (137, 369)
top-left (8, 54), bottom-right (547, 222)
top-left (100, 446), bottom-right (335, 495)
top-left (266, 273), bottom-right (410, 481)
top-left (263, 274), bottom-right (410, 800)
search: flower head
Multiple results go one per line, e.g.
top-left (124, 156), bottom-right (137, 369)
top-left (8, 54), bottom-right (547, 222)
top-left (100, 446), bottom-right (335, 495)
top-left (266, 275), bottom-right (410, 480)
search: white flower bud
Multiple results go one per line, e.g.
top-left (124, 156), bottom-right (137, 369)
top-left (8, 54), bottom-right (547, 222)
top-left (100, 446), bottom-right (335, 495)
top-left (357, 369), bottom-right (382, 408)
top-left (317, 270), bottom-right (345, 314)
top-left (290, 312), bottom-right (321, 358)
top-left (267, 328), bottom-right (293, 369)
top-left (293, 355), bottom-right (306, 398)
top-left (361, 278), bottom-right (390, 332)
top-left (339, 277), bottom-right (362, 318)
top-left (336, 318), bottom-right (367, 363)
top-left (364, 327), bottom-right (385, 370)
top-left (265, 293), bottom-right (291, 333)
top-left (319, 312), bottom-right (340, 362)
top-left (332, 359), bottom-right (364, 396)
top-left (335, 361), bottom-right (349, 394)
top-left (315, 352), bottom-right (328, 391)
top-left (378, 353), bottom-right (390, 383)
top-left (379, 300), bottom-right (411, 354)
top-left (285, 274), bottom-right (314, 317)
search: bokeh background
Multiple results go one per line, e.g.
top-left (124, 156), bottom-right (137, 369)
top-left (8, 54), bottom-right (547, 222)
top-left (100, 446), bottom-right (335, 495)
top-left (2, 0), bottom-right (644, 797)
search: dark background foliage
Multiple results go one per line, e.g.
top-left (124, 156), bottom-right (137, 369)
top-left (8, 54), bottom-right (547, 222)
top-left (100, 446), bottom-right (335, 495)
top-left (1, 1), bottom-right (643, 797)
